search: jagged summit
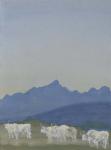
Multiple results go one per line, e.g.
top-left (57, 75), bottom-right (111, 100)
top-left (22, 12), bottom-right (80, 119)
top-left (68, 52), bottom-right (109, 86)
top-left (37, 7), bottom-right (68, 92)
top-left (88, 88), bottom-right (97, 93)
top-left (99, 86), bottom-right (110, 93)
top-left (88, 86), bottom-right (111, 94)
top-left (48, 80), bottom-right (60, 86)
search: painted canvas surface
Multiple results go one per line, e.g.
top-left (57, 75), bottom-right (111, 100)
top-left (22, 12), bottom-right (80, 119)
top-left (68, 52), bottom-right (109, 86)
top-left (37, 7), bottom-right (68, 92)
top-left (0, 0), bottom-right (111, 150)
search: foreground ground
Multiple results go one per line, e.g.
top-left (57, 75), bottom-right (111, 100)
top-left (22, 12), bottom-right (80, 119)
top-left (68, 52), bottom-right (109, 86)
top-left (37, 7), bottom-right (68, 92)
top-left (0, 144), bottom-right (110, 150)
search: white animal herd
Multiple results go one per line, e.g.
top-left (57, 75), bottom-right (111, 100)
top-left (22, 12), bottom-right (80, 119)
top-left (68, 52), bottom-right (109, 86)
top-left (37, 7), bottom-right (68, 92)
top-left (4, 123), bottom-right (31, 139)
top-left (41, 125), bottom-right (110, 149)
top-left (3, 123), bottom-right (110, 149)
top-left (41, 125), bottom-right (77, 144)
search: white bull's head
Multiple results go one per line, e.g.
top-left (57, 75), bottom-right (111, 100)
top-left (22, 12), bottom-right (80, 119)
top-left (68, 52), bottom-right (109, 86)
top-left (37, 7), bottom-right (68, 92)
top-left (41, 126), bottom-right (48, 134)
top-left (82, 134), bottom-right (88, 141)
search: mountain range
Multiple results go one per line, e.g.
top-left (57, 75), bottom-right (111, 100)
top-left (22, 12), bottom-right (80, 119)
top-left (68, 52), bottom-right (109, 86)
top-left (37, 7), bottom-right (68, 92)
top-left (0, 80), bottom-right (110, 127)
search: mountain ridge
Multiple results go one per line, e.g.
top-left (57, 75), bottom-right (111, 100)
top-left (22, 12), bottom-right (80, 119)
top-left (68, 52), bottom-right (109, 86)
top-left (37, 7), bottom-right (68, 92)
top-left (0, 80), bottom-right (110, 122)
top-left (33, 101), bottom-right (111, 130)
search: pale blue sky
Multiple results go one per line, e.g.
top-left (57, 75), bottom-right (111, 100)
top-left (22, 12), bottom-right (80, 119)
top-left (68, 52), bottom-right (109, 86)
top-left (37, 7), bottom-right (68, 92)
top-left (0, 0), bottom-right (111, 97)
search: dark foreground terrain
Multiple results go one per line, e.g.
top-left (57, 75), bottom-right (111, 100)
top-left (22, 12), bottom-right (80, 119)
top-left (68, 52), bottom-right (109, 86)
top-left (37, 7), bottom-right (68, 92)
top-left (0, 144), bottom-right (110, 150)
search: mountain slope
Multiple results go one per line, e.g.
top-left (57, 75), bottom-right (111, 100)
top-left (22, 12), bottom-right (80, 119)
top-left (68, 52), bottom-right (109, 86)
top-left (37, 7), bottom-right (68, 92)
top-left (0, 80), bottom-right (111, 122)
top-left (34, 102), bottom-right (111, 129)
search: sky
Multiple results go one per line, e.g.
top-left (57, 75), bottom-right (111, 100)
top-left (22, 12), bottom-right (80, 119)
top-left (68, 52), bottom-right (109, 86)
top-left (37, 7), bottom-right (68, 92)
top-left (0, 0), bottom-right (111, 97)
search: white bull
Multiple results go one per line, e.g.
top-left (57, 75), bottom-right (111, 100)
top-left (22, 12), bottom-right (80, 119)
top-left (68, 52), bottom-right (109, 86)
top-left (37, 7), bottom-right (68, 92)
top-left (4, 123), bottom-right (31, 139)
top-left (41, 125), bottom-right (77, 144)
top-left (82, 129), bottom-right (109, 149)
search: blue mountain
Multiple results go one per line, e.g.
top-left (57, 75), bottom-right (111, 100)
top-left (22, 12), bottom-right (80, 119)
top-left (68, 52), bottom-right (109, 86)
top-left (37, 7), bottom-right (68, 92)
top-left (0, 80), bottom-right (110, 122)
top-left (33, 102), bottom-right (111, 130)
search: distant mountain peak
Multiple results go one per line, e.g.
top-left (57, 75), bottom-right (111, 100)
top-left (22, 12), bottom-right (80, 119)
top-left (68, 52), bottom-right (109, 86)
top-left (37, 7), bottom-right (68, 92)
top-left (48, 80), bottom-right (60, 86)
top-left (100, 86), bottom-right (110, 90)
top-left (26, 87), bottom-right (37, 94)
top-left (88, 88), bottom-right (97, 93)
top-left (99, 86), bottom-right (110, 93)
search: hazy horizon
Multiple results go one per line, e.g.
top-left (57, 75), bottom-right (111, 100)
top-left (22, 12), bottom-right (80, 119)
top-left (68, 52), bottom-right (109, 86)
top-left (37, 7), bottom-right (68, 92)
top-left (0, 0), bottom-right (111, 97)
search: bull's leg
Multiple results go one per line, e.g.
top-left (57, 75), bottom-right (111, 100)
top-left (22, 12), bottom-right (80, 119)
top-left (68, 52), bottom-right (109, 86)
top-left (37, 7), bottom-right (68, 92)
top-left (28, 132), bottom-right (31, 139)
top-left (8, 131), bottom-right (11, 139)
top-left (48, 135), bottom-right (53, 144)
top-left (14, 132), bottom-right (19, 140)
top-left (94, 140), bottom-right (99, 149)
top-left (103, 139), bottom-right (107, 149)
top-left (11, 132), bottom-right (15, 139)
top-left (88, 137), bottom-right (92, 146)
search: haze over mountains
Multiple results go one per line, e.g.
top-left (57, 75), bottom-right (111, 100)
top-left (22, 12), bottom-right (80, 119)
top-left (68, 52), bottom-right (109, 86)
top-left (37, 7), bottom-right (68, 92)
top-left (0, 80), bottom-right (111, 125)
